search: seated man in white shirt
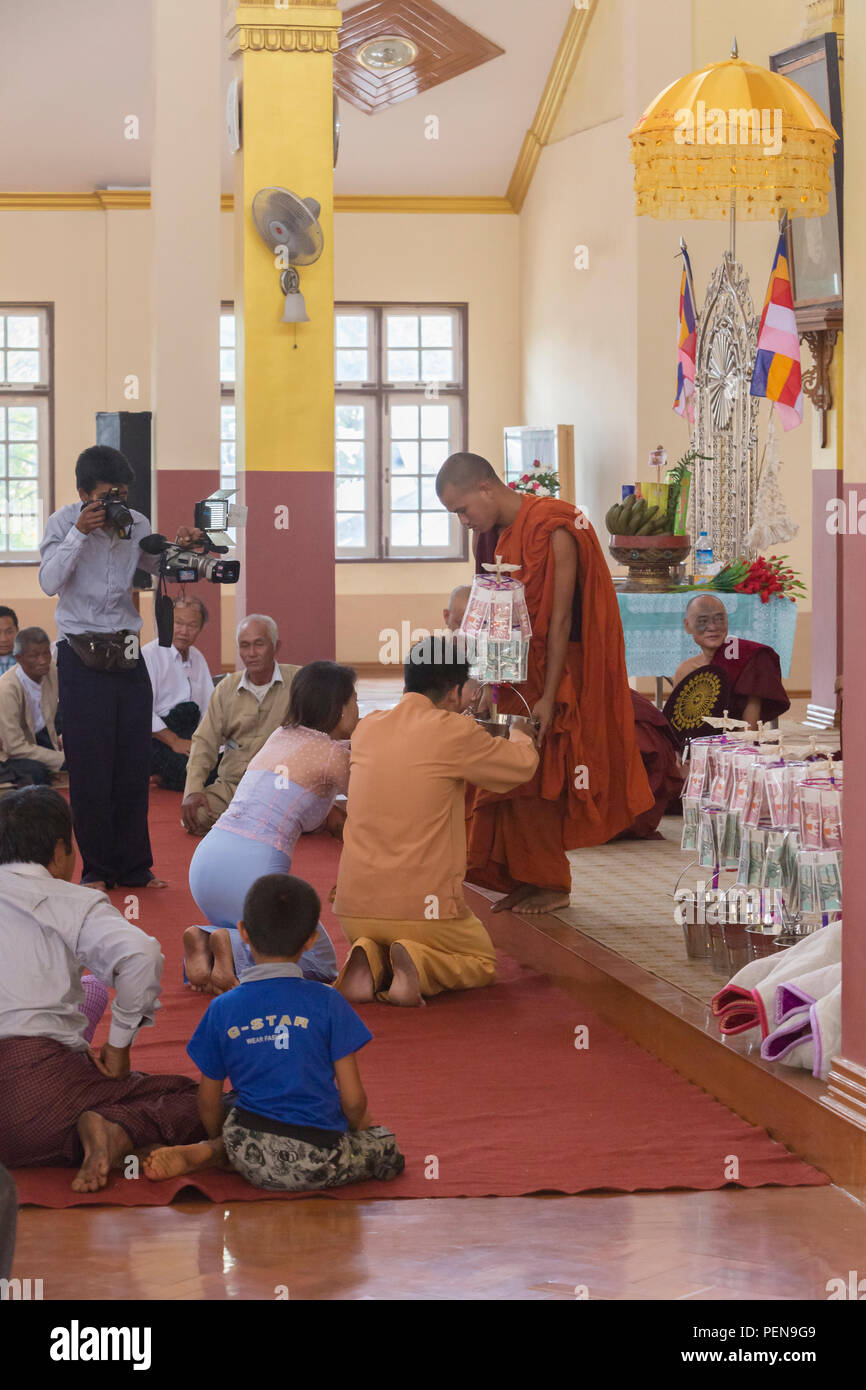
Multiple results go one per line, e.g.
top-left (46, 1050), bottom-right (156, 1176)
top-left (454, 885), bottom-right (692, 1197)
top-left (0, 787), bottom-right (207, 1192)
top-left (0, 626), bottom-right (65, 787)
top-left (142, 597), bottom-right (214, 792)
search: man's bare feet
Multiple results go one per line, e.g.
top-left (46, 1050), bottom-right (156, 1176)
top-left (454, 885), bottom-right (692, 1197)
top-left (384, 943), bottom-right (425, 1007)
top-left (83, 880), bottom-right (108, 893)
top-left (143, 1137), bottom-right (225, 1181)
top-left (490, 884), bottom-right (534, 914)
top-left (183, 926), bottom-right (214, 993)
top-left (515, 887), bottom-right (571, 915)
top-left (337, 946), bottom-right (376, 1003)
top-left (71, 1111), bottom-right (132, 1192)
top-left (210, 929), bottom-right (239, 994)
top-left (145, 877), bottom-right (168, 890)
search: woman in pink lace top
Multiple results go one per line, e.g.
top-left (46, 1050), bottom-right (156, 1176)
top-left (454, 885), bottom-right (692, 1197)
top-left (184, 663), bottom-right (357, 993)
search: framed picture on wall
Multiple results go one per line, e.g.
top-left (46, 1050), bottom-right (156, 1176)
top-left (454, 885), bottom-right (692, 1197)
top-left (770, 33), bottom-right (843, 329)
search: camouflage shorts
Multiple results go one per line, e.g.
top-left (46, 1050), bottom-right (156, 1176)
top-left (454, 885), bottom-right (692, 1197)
top-left (222, 1110), bottom-right (404, 1192)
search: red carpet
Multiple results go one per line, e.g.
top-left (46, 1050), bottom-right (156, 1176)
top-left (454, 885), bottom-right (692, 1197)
top-left (11, 789), bottom-right (827, 1206)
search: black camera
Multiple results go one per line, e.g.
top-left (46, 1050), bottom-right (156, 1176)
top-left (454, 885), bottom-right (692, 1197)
top-left (82, 487), bottom-right (134, 538)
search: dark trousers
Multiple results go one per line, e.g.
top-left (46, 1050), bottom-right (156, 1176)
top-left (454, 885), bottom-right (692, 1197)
top-left (0, 1163), bottom-right (16, 1280)
top-left (150, 700), bottom-right (201, 792)
top-left (56, 639), bottom-right (154, 886)
top-left (3, 757), bottom-right (52, 786)
top-left (1, 728), bottom-right (62, 788)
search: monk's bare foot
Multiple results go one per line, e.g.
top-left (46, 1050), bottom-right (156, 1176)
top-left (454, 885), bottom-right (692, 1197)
top-left (183, 926), bottom-right (214, 993)
top-left (72, 1111), bottom-right (132, 1193)
top-left (143, 1138), bottom-right (225, 1182)
top-left (145, 877), bottom-right (168, 889)
top-left (83, 880), bottom-right (108, 893)
top-left (516, 887), bottom-right (572, 915)
top-left (383, 943), bottom-right (425, 1007)
top-left (490, 884), bottom-right (534, 914)
top-left (337, 946), bottom-right (376, 1003)
top-left (210, 929), bottom-right (239, 994)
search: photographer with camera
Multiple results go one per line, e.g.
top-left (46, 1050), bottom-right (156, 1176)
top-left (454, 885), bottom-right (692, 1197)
top-left (39, 445), bottom-right (204, 889)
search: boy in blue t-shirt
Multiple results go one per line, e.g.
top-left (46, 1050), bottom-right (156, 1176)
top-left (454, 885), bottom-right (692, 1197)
top-left (143, 873), bottom-right (403, 1192)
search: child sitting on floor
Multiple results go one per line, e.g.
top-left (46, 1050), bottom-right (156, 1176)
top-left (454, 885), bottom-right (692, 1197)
top-left (144, 873), bottom-right (404, 1192)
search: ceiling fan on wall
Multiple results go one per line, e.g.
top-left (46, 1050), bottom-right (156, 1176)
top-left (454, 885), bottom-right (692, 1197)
top-left (252, 187), bottom-right (324, 324)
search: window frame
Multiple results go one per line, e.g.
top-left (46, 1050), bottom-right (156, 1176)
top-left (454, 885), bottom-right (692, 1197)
top-left (0, 303), bottom-right (54, 565)
top-left (335, 302), bottom-right (469, 564)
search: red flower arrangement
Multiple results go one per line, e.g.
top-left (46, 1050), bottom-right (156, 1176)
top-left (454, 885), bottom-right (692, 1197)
top-left (698, 554), bottom-right (806, 604)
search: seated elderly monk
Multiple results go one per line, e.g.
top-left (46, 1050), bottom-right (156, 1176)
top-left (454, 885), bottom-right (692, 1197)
top-left (664, 593), bottom-right (790, 742)
top-left (0, 626), bottom-right (65, 788)
top-left (0, 787), bottom-right (205, 1191)
top-left (334, 636), bottom-right (538, 1007)
top-left (181, 614), bottom-right (299, 836)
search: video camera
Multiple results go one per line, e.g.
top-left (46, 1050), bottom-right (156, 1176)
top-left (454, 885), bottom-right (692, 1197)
top-left (143, 491), bottom-right (247, 646)
top-left (139, 533), bottom-right (240, 585)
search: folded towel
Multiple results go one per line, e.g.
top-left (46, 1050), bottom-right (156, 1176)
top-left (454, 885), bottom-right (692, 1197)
top-left (760, 982), bottom-right (842, 1080)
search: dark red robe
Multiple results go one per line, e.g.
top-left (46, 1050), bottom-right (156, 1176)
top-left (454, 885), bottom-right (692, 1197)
top-left (623, 690), bottom-right (685, 839)
top-left (709, 638), bottom-right (790, 724)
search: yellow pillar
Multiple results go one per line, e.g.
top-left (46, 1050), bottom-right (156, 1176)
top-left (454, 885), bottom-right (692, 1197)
top-left (226, 0), bottom-right (341, 661)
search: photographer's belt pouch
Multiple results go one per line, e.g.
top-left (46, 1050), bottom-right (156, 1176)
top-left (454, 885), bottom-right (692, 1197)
top-left (67, 631), bottom-right (139, 672)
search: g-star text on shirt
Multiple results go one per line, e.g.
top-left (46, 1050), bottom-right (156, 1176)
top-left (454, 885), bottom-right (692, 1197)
top-left (227, 1014), bottom-right (309, 1040)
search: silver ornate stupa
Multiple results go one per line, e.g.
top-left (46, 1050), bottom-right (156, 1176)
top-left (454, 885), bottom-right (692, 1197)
top-left (689, 252), bottom-right (760, 566)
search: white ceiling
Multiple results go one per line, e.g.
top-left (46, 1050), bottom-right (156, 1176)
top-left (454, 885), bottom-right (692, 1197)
top-left (0, 0), bottom-right (574, 197)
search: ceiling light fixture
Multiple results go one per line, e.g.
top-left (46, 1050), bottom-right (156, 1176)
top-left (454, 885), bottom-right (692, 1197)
top-left (356, 35), bottom-right (418, 73)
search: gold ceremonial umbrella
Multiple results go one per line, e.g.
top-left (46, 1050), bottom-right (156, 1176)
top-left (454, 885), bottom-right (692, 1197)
top-left (629, 45), bottom-right (838, 226)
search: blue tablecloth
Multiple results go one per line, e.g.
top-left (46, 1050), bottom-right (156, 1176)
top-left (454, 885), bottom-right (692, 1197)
top-left (615, 589), bottom-right (797, 678)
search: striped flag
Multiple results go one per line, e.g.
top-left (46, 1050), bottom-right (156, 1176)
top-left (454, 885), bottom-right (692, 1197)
top-left (673, 241), bottom-right (696, 423)
top-left (750, 230), bottom-right (803, 431)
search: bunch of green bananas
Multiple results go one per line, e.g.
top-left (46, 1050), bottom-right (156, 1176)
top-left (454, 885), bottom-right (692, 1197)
top-left (604, 494), bottom-right (671, 536)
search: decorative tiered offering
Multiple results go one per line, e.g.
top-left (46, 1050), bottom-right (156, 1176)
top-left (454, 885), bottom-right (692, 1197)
top-left (460, 561), bottom-right (532, 685)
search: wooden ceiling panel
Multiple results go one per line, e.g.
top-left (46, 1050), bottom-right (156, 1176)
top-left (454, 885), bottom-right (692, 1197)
top-left (335, 0), bottom-right (505, 115)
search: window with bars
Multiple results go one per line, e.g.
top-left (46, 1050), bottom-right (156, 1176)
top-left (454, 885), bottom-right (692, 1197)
top-left (335, 304), bottom-right (467, 561)
top-left (0, 306), bottom-right (52, 563)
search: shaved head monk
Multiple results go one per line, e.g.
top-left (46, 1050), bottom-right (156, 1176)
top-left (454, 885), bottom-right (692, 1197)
top-left (666, 593), bottom-right (790, 736)
top-left (436, 452), bottom-right (653, 914)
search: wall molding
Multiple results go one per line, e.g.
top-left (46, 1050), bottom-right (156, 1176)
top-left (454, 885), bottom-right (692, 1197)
top-left (506, 0), bottom-right (599, 213)
top-left (0, 191), bottom-right (515, 215)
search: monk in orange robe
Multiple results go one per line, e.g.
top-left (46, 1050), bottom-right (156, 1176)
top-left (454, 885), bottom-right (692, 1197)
top-left (436, 453), bottom-right (653, 914)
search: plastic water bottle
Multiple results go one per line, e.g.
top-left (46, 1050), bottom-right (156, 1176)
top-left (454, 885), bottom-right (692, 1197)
top-left (695, 530), bottom-right (714, 579)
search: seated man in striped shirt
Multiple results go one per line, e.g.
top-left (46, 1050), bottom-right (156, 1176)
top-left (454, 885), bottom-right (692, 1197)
top-left (0, 787), bottom-right (206, 1192)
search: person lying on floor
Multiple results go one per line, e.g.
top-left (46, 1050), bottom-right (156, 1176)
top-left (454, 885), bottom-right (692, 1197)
top-left (333, 634), bottom-right (539, 1007)
top-left (0, 787), bottom-right (207, 1192)
top-left (144, 874), bottom-right (404, 1192)
top-left (184, 660), bottom-right (358, 995)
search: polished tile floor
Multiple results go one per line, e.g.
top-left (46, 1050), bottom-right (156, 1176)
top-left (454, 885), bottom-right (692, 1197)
top-left (14, 1185), bottom-right (866, 1301)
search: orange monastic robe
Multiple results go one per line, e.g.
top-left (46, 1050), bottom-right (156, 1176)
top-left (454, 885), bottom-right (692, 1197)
top-left (467, 496), bottom-right (654, 893)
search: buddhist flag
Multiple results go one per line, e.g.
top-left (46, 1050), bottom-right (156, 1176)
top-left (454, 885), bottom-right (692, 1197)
top-left (750, 230), bottom-right (803, 431)
top-left (673, 240), bottom-right (696, 423)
